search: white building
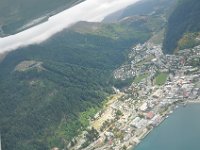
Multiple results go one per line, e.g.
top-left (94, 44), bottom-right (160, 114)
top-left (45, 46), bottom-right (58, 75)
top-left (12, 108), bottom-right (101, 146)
top-left (130, 117), bottom-right (148, 129)
top-left (139, 102), bottom-right (148, 111)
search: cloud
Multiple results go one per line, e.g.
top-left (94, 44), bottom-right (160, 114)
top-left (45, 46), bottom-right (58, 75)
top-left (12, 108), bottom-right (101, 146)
top-left (0, 0), bottom-right (140, 53)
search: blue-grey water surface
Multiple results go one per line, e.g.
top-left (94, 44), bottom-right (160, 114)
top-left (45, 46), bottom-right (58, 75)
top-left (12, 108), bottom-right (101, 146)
top-left (134, 104), bottom-right (200, 150)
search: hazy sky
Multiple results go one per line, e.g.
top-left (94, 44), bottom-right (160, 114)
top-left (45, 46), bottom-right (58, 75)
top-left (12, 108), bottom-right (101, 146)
top-left (0, 0), bottom-right (140, 53)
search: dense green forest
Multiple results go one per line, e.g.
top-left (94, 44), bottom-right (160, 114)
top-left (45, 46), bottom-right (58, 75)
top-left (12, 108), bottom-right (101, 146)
top-left (0, 22), bottom-right (150, 150)
top-left (0, 0), bottom-right (83, 36)
top-left (163, 0), bottom-right (200, 53)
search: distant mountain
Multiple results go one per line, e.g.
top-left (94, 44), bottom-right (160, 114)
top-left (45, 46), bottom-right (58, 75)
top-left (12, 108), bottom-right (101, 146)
top-left (104, 0), bottom-right (176, 23)
top-left (104, 0), bottom-right (176, 47)
top-left (0, 0), bottom-right (83, 36)
top-left (163, 0), bottom-right (200, 53)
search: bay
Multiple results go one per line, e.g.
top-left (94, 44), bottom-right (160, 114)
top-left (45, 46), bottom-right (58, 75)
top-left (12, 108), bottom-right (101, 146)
top-left (134, 104), bottom-right (200, 150)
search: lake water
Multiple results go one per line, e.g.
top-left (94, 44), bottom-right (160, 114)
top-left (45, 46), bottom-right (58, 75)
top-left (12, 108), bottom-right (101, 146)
top-left (134, 104), bottom-right (200, 150)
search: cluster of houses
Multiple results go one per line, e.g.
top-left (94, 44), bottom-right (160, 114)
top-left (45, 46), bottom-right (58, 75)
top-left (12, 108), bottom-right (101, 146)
top-left (70, 42), bottom-right (200, 150)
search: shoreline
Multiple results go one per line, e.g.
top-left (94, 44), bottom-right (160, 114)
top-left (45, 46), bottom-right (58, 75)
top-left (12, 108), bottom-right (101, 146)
top-left (131, 103), bottom-right (200, 150)
top-left (130, 114), bottom-right (166, 150)
top-left (131, 101), bottom-right (200, 150)
top-left (187, 100), bottom-right (200, 104)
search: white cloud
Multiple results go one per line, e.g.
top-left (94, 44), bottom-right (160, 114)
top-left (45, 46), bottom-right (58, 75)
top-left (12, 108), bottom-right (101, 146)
top-left (0, 0), bottom-right (140, 53)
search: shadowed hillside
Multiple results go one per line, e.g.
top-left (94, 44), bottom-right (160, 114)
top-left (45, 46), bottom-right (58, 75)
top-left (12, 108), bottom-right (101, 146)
top-left (163, 0), bottom-right (200, 53)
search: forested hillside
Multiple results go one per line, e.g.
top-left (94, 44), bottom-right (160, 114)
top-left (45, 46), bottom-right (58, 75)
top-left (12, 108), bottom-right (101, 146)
top-left (0, 0), bottom-right (179, 149)
top-left (163, 0), bottom-right (200, 53)
top-left (0, 22), bottom-right (150, 150)
top-left (0, 0), bottom-right (83, 36)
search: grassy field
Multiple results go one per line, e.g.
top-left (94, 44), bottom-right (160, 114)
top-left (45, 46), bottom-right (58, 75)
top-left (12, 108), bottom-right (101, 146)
top-left (136, 55), bottom-right (155, 66)
top-left (155, 72), bottom-right (168, 85)
top-left (133, 74), bottom-right (148, 84)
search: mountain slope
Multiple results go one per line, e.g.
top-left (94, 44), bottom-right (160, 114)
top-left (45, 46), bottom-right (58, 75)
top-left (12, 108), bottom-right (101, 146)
top-left (0, 21), bottom-right (150, 150)
top-left (104, 0), bottom-right (176, 23)
top-left (163, 0), bottom-right (200, 53)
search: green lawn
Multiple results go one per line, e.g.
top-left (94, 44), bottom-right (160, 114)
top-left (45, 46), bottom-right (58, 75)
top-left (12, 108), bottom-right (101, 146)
top-left (136, 55), bottom-right (155, 66)
top-left (155, 72), bottom-right (168, 85)
top-left (134, 74), bottom-right (148, 84)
